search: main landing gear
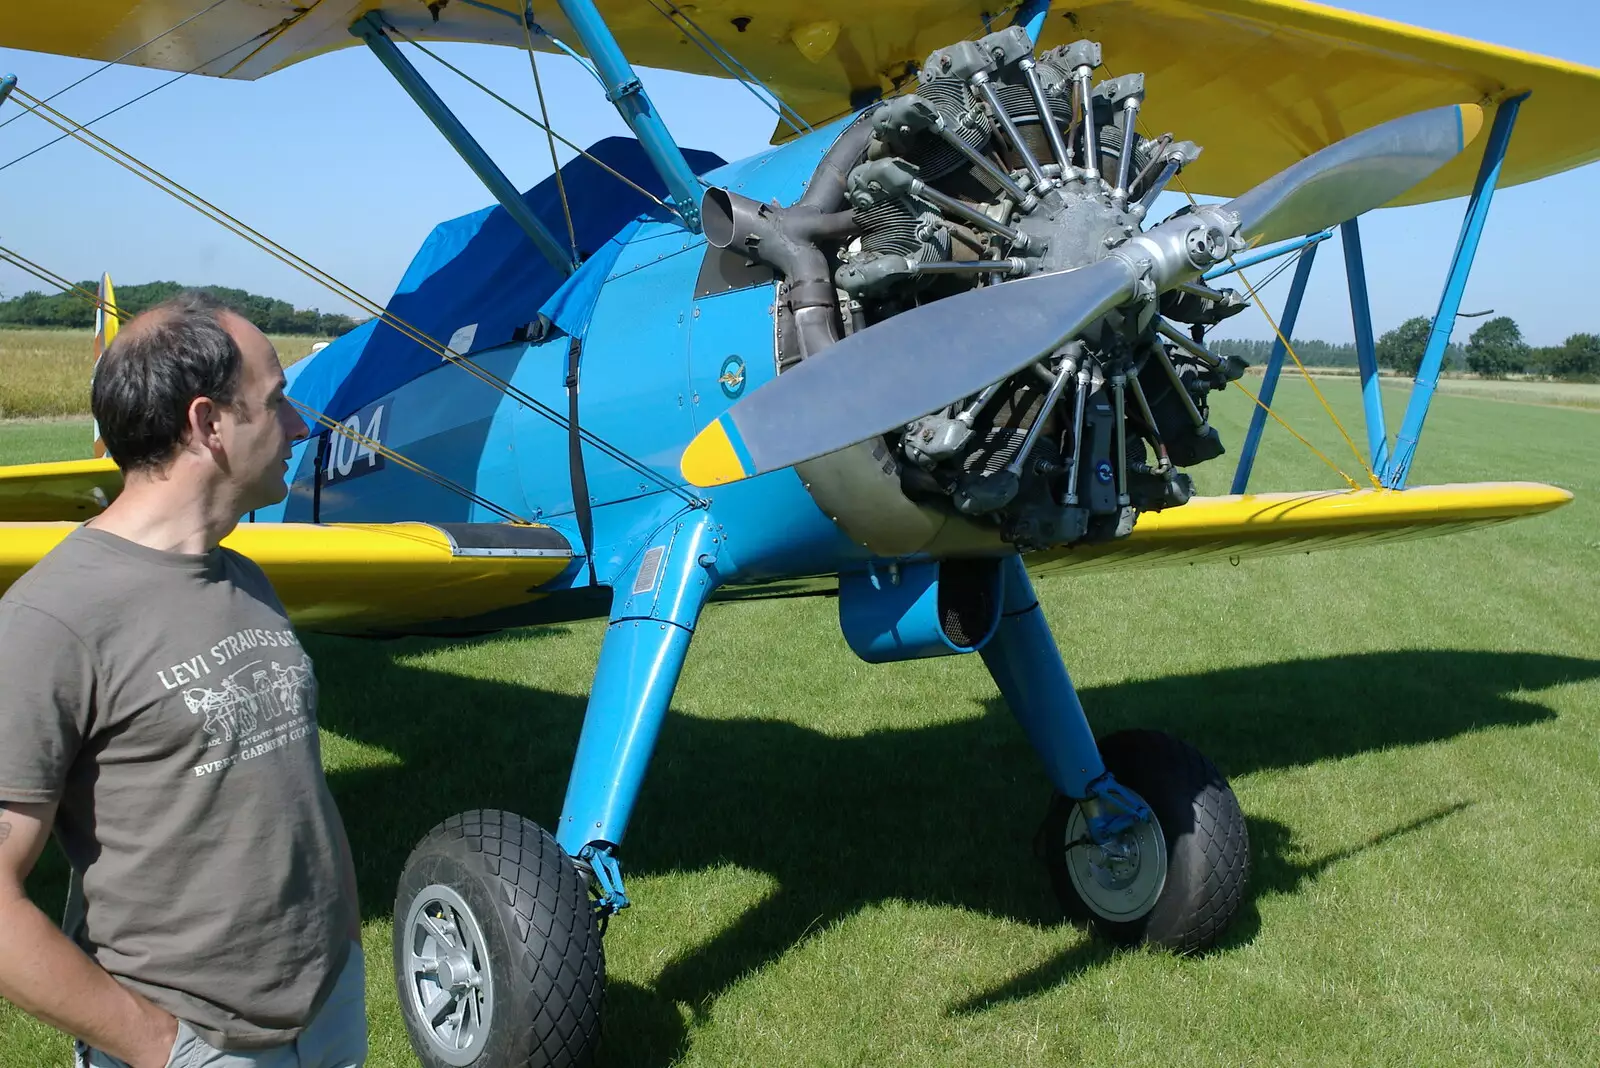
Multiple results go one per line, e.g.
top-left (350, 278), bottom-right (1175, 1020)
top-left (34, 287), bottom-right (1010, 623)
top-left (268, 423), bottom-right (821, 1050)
top-left (982, 556), bottom-right (1250, 953)
top-left (392, 535), bottom-right (1248, 1068)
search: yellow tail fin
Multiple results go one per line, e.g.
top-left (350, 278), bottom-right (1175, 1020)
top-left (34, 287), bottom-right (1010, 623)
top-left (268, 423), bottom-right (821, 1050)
top-left (91, 273), bottom-right (116, 458)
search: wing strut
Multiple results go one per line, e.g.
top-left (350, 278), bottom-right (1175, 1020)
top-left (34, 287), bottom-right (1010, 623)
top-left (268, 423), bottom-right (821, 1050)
top-left (351, 13), bottom-right (577, 276)
top-left (553, 0), bottom-right (705, 232)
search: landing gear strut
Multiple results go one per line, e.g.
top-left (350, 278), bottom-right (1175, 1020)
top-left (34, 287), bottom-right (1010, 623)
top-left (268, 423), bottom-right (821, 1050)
top-left (981, 557), bottom-right (1249, 951)
top-left (1041, 729), bottom-right (1250, 952)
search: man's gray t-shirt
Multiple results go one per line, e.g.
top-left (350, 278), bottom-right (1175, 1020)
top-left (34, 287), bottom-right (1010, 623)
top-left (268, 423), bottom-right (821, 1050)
top-left (0, 527), bottom-right (354, 1050)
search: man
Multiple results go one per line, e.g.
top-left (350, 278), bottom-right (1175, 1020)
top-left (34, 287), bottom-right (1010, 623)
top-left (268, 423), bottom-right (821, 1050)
top-left (0, 293), bottom-right (366, 1068)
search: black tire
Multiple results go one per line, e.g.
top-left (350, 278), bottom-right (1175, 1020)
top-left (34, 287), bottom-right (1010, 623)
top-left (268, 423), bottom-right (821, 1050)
top-left (1041, 729), bottom-right (1249, 953)
top-left (394, 810), bottom-right (604, 1068)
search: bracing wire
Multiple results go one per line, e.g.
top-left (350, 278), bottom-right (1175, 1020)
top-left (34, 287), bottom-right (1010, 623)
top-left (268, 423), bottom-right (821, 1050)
top-left (1094, 60), bottom-right (1378, 491)
top-left (0, 34), bottom-right (264, 176)
top-left (522, 3), bottom-right (580, 264)
top-left (1226, 261), bottom-right (1384, 489)
top-left (639, 0), bottom-right (811, 136)
top-left (0, 0), bottom-right (237, 134)
top-left (1161, 161), bottom-right (1380, 487)
top-left (8, 85), bottom-right (705, 508)
top-left (0, 242), bottom-right (532, 523)
top-left (386, 25), bottom-right (679, 217)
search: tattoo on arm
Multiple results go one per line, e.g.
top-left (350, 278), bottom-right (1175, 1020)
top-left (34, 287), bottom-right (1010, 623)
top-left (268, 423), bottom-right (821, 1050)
top-left (0, 803), bottom-right (11, 844)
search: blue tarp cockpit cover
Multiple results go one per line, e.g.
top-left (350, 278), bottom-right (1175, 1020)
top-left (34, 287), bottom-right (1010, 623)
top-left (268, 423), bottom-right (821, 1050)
top-left (286, 136), bottom-right (726, 422)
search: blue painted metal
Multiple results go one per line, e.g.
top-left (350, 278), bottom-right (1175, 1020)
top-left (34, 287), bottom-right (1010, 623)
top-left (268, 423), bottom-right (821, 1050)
top-left (0, 76), bottom-right (16, 109)
top-left (540, 33), bottom-right (603, 85)
top-left (283, 115), bottom-right (870, 595)
top-left (1341, 219), bottom-right (1390, 474)
top-left (580, 844), bottom-right (630, 914)
top-left (1386, 93), bottom-right (1527, 488)
top-left (350, 13), bottom-right (576, 276)
top-left (979, 556), bottom-right (1108, 799)
top-left (556, 513), bottom-right (720, 853)
top-left (1014, 0), bottom-right (1053, 43)
top-left (554, 0), bottom-right (706, 231)
top-left (1203, 229), bottom-right (1332, 281)
top-left (1230, 240), bottom-right (1320, 494)
top-left (838, 559), bottom-right (1002, 663)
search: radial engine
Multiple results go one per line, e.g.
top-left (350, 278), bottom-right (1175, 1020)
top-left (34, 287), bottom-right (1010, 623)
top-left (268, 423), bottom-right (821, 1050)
top-left (708, 27), bottom-right (1254, 551)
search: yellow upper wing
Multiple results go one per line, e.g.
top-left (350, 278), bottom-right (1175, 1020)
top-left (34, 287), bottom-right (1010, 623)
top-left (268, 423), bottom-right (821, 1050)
top-left (1027, 481), bottom-right (1572, 576)
top-left (0, 520), bottom-right (573, 634)
top-left (6, 0), bottom-right (1599, 204)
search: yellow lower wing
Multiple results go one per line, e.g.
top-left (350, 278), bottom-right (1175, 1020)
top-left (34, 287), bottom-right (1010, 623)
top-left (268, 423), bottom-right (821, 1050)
top-left (0, 521), bottom-right (573, 634)
top-left (0, 458), bottom-right (123, 522)
top-left (1027, 482), bottom-right (1571, 576)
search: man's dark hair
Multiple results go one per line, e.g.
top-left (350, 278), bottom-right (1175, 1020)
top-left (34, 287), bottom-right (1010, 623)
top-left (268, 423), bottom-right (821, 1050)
top-left (92, 291), bottom-right (245, 473)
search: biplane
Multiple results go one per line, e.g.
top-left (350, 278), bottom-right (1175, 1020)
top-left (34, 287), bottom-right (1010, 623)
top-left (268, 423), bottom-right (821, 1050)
top-left (0, 1), bottom-right (1593, 1065)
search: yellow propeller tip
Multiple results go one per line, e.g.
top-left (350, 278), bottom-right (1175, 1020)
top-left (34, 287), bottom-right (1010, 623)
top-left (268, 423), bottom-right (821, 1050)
top-left (1457, 103), bottom-right (1485, 149)
top-left (681, 418), bottom-right (754, 488)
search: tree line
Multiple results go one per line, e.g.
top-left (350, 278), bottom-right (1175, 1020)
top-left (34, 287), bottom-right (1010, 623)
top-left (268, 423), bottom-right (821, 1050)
top-left (0, 282), bottom-right (362, 336)
top-left (1212, 315), bottom-right (1598, 381)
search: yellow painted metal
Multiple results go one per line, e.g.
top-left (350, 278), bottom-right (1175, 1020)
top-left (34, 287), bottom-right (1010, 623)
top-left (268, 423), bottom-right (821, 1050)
top-left (92, 274), bottom-right (117, 458)
top-left (0, 521), bottom-right (570, 633)
top-left (1026, 481), bottom-right (1573, 576)
top-left (680, 418), bottom-right (748, 487)
top-left (0, 458), bottom-right (123, 522)
top-left (6, 1), bottom-right (1599, 203)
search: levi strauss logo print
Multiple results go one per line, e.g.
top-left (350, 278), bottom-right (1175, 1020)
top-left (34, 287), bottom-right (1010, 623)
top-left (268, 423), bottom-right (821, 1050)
top-left (161, 626), bottom-right (320, 778)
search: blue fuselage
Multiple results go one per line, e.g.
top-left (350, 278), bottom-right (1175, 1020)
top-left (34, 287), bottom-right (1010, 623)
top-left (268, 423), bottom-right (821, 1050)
top-left (260, 119), bottom-right (878, 615)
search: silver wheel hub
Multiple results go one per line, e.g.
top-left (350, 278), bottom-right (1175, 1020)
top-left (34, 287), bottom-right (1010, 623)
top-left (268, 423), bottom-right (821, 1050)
top-left (403, 884), bottom-right (494, 1066)
top-left (1063, 797), bottom-right (1167, 922)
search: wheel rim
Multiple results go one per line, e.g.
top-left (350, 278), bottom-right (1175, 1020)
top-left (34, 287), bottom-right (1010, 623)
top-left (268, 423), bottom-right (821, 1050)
top-left (402, 884), bottom-right (495, 1065)
top-left (1062, 799), bottom-right (1168, 922)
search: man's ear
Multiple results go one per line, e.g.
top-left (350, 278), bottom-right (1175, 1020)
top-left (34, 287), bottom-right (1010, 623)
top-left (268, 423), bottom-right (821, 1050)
top-left (187, 396), bottom-right (224, 453)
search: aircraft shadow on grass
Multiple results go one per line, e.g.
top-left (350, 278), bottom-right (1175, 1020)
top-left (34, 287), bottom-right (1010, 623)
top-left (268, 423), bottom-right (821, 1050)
top-left (314, 643), bottom-right (1596, 1065)
top-left (22, 646), bottom-right (1595, 1066)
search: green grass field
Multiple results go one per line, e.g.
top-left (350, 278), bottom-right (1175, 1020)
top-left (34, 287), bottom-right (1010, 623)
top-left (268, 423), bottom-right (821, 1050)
top-left (1, 374), bottom-right (1596, 1066)
top-left (0, 328), bottom-right (327, 418)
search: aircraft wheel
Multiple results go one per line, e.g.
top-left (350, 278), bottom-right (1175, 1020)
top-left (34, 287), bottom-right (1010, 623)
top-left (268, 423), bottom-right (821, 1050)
top-left (395, 810), bottom-right (604, 1068)
top-left (1041, 729), bottom-right (1249, 953)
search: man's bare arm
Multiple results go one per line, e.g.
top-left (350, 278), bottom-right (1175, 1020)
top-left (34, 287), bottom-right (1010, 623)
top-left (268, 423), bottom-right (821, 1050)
top-left (0, 801), bottom-right (178, 1068)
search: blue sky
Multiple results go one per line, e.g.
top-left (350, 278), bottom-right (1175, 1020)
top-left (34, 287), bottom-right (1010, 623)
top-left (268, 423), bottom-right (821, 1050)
top-left (0, 0), bottom-right (1596, 345)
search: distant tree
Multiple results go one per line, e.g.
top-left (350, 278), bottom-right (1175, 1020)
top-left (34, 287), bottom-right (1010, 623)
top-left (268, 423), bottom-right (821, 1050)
top-left (1376, 316), bottom-right (1432, 376)
top-left (0, 281), bottom-right (358, 335)
top-left (1465, 316), bottom-right (1528, 378)
top-left (1544, 333), bottom-right (1600, 378)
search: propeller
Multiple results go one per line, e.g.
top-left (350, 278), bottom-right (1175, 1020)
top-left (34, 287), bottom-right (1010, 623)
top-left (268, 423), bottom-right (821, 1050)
top-left (681, 103), bottom-right (1483, 489)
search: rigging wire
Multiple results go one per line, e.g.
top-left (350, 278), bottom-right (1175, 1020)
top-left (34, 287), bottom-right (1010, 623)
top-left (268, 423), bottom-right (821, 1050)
top-left (1092, 58), bottom-right (1379, 491)
top-left (386, 25), bottom-right (679, 218)
top-left (7, 86), bottom-right (704, 507)
top-left (522, 3), bottom-right (580, 264)
top-left (0, 242), bottom-right (532, 524)
top-left (1163, 167), bottom-right (1382, 488)
top-left (639, 0), bottom-right (811, 136)
top-left (0, 0), bottom-right (237, 135)
top-left (0, 34), bottom-right (263, 177)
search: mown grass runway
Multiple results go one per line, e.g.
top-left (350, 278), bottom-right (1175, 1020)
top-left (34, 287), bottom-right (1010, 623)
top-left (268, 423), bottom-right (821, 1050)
top-left (1, 375), bottom-right (1596, 1066)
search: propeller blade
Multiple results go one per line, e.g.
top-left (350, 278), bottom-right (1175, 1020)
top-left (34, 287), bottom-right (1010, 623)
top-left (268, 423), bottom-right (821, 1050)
top-left (680, 257), bottom-right (1137, 487)
top-left (1227, 104), bottom-right (1483, 246)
